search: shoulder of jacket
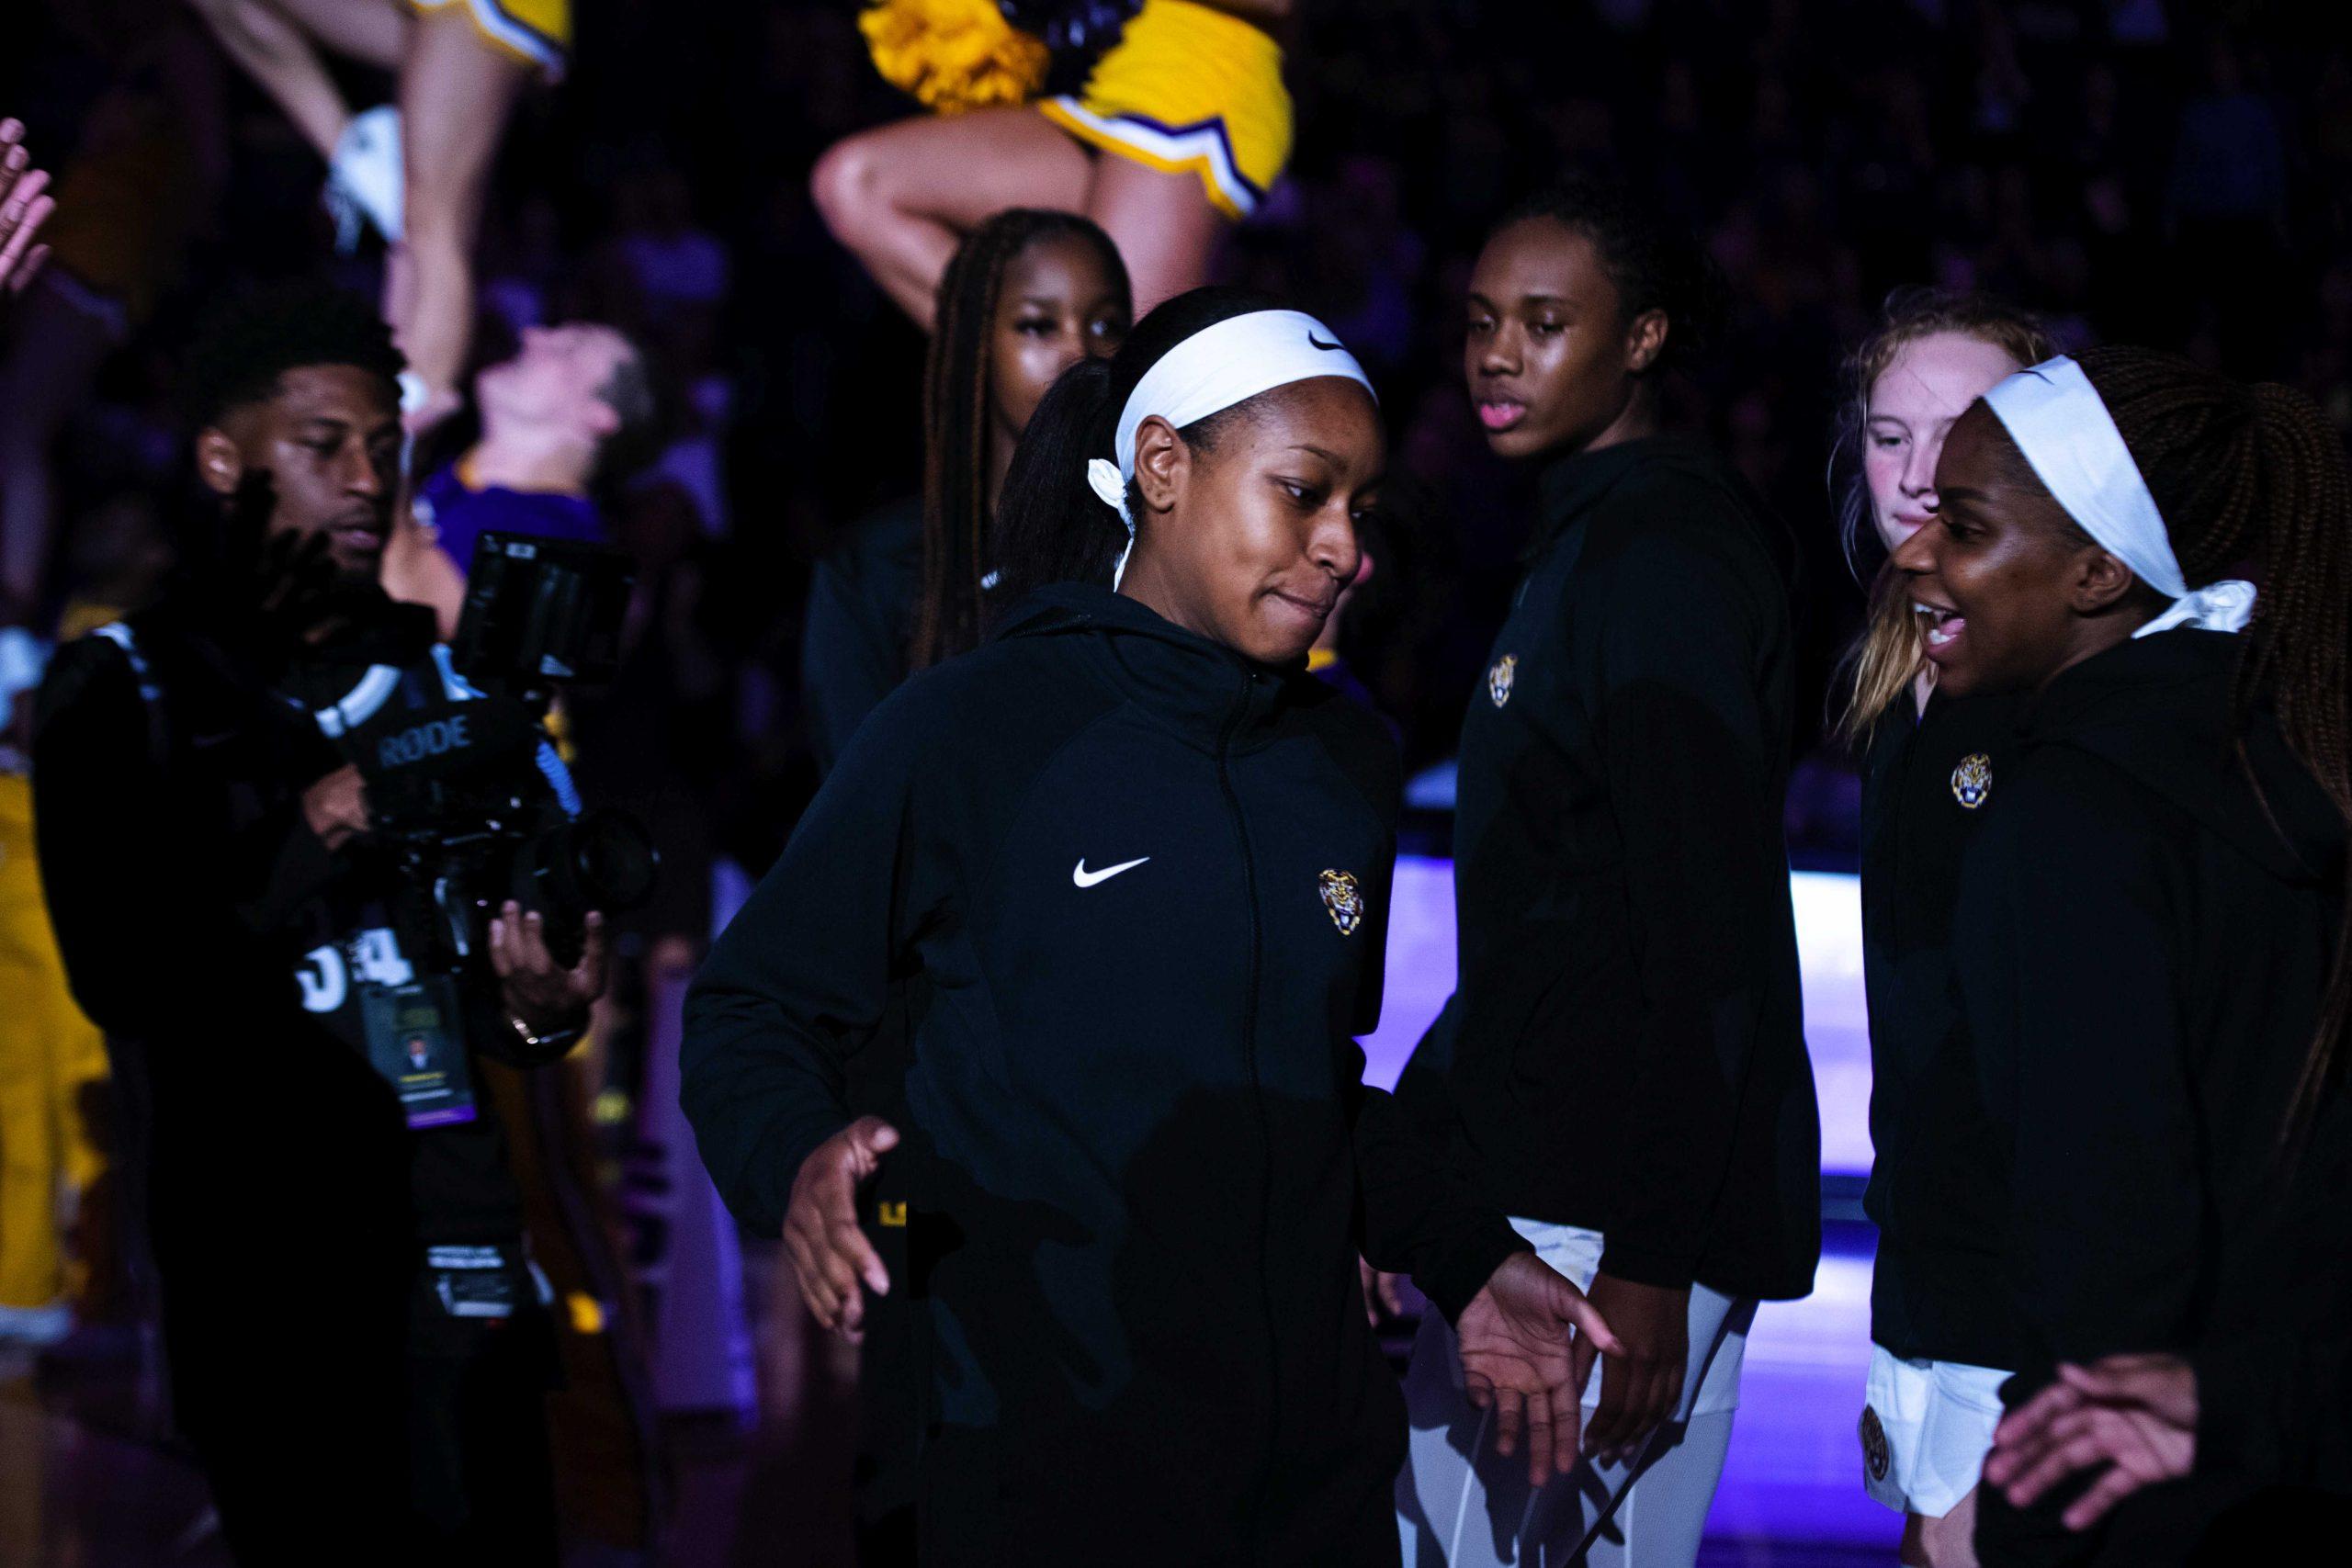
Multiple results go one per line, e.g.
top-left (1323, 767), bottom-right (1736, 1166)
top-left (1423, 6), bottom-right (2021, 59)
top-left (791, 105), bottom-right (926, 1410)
top-left (857, 635), bottom-right (1114, 755)
top-left (1291, 684), bottom-right (1402, 818)
top-left (1988, 740), bottom-right (2173, 857)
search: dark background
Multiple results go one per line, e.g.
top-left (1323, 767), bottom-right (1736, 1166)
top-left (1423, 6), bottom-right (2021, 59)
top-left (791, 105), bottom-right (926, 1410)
top-left (6, 0), bottom-right (2352, 876)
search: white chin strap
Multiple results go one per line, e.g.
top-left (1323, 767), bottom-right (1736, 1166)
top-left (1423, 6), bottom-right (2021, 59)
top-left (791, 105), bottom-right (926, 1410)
top-left (1982, 355), bottom-right (2256, 637)
top-left (1085, 310), bottom-right (1377, 591)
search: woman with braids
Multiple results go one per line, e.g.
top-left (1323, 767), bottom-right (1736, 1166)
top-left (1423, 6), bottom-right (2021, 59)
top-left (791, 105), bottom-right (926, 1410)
top-left (803, 208), bottom-right (1130, 776)
top-left (798, 208), bottom-right (1128, 1560)
top-left (688, 288), bottom-right (1618, 1564)
top-left (1393, 177), bottom-right (1817, 1568)
top-left (1887, 348), bottom-right (2352, 1564)
top-left (1833, 291), bottom-right (2055, 1567)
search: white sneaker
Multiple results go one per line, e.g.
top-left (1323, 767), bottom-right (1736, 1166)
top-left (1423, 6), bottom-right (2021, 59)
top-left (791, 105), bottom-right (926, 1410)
top-left (324, 105), bottom-right (404, 252)
top-left (0, 1300), bottom-right (74, 1348)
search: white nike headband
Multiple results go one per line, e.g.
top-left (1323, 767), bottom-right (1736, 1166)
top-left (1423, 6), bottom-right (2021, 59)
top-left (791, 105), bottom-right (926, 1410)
top-left (1086, 310), bottom-right (1377, 589)
top-left (1982, 355), bottom-right (2256, 638)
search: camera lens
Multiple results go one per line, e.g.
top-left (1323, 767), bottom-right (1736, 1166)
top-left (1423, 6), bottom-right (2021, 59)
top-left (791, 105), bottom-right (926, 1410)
top-left (560, 808), bottom-right (659, 914)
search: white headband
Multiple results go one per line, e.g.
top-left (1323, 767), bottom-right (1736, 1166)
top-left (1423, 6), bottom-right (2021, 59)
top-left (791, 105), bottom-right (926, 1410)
top-left (1982, 355), bottom-right (2256, 638)
top-left (1086, 310), bottom-right (1376, 589)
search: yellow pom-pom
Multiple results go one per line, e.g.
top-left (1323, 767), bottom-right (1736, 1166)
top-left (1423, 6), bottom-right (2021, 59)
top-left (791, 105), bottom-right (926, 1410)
top-left (860, 0), bottom-right (1050, 117)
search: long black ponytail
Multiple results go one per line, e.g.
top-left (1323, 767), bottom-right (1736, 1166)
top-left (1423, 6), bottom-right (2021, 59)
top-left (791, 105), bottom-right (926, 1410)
top-left (987, 285), bottom-right (1288, 628)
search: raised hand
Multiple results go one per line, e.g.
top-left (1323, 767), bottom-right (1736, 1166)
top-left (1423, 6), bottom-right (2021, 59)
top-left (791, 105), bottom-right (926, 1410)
top-left (0, 118), bottom-right (55, 296)
top-left (300, 763), bottom-right (372, 852)
top-left (784, 1116), bottom-right (900, 1343)
top-left (1984, 1354), bottom-right (2198, 1530)
top-left (1456, 1251), bottom-right (1623, 1487)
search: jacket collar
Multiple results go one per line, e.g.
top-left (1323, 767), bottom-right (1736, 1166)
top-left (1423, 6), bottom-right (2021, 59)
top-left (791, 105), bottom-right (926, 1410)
top-left (993, 582), bottom-right (1321, 755)
top-left (1532, 434), bottom-right (1680, 547)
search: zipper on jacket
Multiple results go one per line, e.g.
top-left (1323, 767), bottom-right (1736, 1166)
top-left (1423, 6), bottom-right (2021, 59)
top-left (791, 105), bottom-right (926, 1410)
top-left (1216, 665), bottom-right (1280, 1559)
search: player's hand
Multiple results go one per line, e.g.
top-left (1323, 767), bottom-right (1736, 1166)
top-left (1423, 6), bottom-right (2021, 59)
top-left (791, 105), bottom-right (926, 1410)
top-left (1579, 1273), bottom-right (1690, 1465)
top-left (0, 119), bottom-right (55, 295)
top-left (785, 1116), bottom-right (899, 1342)
top-left (1984, 1355), bottom-right (2198, 1529)
top-left (1456, 1251), bottom-right (1623, 1487)
top-left (1359, 1257), bottom-right (1406, 1326)
top-left (492, 902), bottom-right (609, 1036)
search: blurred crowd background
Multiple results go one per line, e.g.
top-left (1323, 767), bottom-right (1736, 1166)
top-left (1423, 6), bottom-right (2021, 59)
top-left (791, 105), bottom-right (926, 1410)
top-left (9, 0), bottom-right (2352, 865)
top-left (5, 0), bottom-right (2352, 1558)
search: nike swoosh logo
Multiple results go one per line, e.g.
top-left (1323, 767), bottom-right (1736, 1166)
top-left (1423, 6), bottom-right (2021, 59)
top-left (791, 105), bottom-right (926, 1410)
top-left (1307, 333), bottom-right (1343, 351)
top-left (1073, 856), bottom-right (1150, 888)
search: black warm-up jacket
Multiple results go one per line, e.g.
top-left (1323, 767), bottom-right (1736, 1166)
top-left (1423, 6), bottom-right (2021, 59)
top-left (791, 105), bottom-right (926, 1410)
top-left (682, 583), bottom-right (1524, 1566)
top-left (1396, 436), bottom-right (1821, 1302)
top-left (1950, 632), bottom-right (2352, 1564)
top-left (802, 498), bottom-right (921, 776)
top-left (1859, 686), bottom-right (2033, 1370)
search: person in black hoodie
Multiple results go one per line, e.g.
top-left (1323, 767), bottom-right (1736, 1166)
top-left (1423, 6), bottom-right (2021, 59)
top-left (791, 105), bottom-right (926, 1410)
top-left (1832, 290), bottom-right (2054, 1567)
top-left (798, 209), bottom-right (1131, 1561)
top-left (801, 209), bottom-right (1131, 774)
top-left (1391, 176), bottom-right (1820, 1568)
top-left (1885, 346), bottom-right (2352, 1565)
top-left (31, 284), bottom-right (607, 1564)
top-left (683, 288), bottom-right (1618, 1566)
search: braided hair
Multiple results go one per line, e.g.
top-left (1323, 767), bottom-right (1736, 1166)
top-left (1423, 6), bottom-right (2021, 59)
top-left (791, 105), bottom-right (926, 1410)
top-left (2076, 346), bottom-right (2352, 1148)
top-left (910, 209), bottom-right (1131, 670)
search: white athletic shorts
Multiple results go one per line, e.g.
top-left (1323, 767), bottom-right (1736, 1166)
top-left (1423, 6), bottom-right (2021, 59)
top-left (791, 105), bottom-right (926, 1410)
top-left (1860, 1343), bottom-right (2011, 1518)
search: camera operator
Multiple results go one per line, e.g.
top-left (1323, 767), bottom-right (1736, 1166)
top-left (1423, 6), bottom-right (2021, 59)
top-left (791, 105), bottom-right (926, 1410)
top-left (30, 283), bottom-right (606, 1567)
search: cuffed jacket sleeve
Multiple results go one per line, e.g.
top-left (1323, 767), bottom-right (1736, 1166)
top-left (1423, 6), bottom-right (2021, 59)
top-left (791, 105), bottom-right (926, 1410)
top-left (1341, 838), bottom-right (1527, 1324)
top-left (681, 707), bottom-right (945, 1235)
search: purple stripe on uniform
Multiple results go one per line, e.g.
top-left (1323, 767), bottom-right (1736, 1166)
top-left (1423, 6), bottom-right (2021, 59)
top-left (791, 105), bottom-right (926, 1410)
top-left (1088, 107), bottom-right (1264, 205)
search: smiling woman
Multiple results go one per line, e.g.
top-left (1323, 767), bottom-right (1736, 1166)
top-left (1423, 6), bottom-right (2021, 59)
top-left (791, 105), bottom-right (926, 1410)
top-left (683, 290), bottom-right (1615, 1564)
top-left (1824, 288), bottom-right (2056, 1566)
top-left (1887, 347), bottom-right (2352, 1562)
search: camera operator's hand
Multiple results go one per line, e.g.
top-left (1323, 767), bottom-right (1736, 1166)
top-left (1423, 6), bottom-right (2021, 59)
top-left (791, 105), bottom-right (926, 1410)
top-left (491, 901), bottom-right (610, 1037)
top-left (300, 764), bottom-right (370, 851)
top-left (176, 473), bottom-right (373, 684)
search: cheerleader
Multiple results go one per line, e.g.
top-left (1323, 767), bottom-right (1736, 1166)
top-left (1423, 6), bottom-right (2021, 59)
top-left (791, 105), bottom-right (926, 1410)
top-left (187, 0), bottom-right (565, 427)
top-left (812, 0), bottom-right (1295, 326)
top-left (1888, 348), bottom-right (2352, 1562)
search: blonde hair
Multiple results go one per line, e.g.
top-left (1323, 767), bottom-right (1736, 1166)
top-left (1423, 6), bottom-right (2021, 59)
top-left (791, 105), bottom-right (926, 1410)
top-left (1831, 289), bottom-right (2058, 747)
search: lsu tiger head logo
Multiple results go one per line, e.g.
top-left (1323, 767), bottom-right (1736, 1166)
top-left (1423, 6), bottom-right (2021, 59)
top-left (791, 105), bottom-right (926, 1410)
top-left (1860, 1405), bottom-right (1892, 1483)
top-left (1951, 752), bottom-right (1993, 810)
top-left (1318, 870), bottom-right (1364, 936)
top-left (1487, 654), bottom-right (1518, 707)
